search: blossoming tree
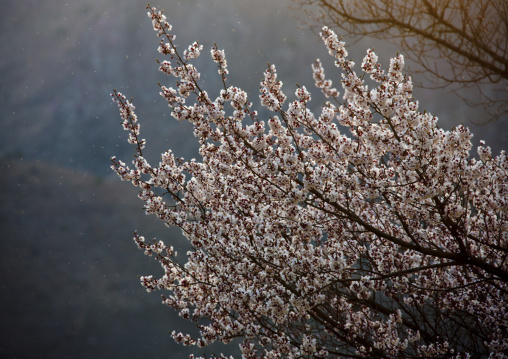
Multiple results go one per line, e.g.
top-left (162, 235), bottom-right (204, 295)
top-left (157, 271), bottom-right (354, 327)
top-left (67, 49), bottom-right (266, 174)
top-left (111, 5), bottom-right (507, 358)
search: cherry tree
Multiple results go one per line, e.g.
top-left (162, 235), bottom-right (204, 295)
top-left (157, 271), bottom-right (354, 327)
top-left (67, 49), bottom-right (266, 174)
top-left (111, 5), bottom-right (507, 358)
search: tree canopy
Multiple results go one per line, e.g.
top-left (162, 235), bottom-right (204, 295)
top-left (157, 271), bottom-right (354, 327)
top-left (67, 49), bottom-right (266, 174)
top-left (111, 5), bottom-right (508, 358)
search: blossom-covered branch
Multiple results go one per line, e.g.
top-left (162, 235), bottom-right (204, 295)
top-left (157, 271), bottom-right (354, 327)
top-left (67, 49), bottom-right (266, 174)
top-left (111, 5), bottom-right (508, 358)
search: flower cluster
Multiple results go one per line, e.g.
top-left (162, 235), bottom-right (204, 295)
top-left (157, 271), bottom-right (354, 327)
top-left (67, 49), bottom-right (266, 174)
top-left (211, 44), bottom-right (228, 77)
top-left (312, 59), bottom-right (339, 98)
top-left (111, 5), bottom-right (508, 358)
top-left (259, 64), bottom-right (286, 112)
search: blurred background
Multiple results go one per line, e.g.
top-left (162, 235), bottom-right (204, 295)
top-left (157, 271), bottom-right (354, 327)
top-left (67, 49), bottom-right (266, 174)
top-left (0, 0), bottom-right (506, 358)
